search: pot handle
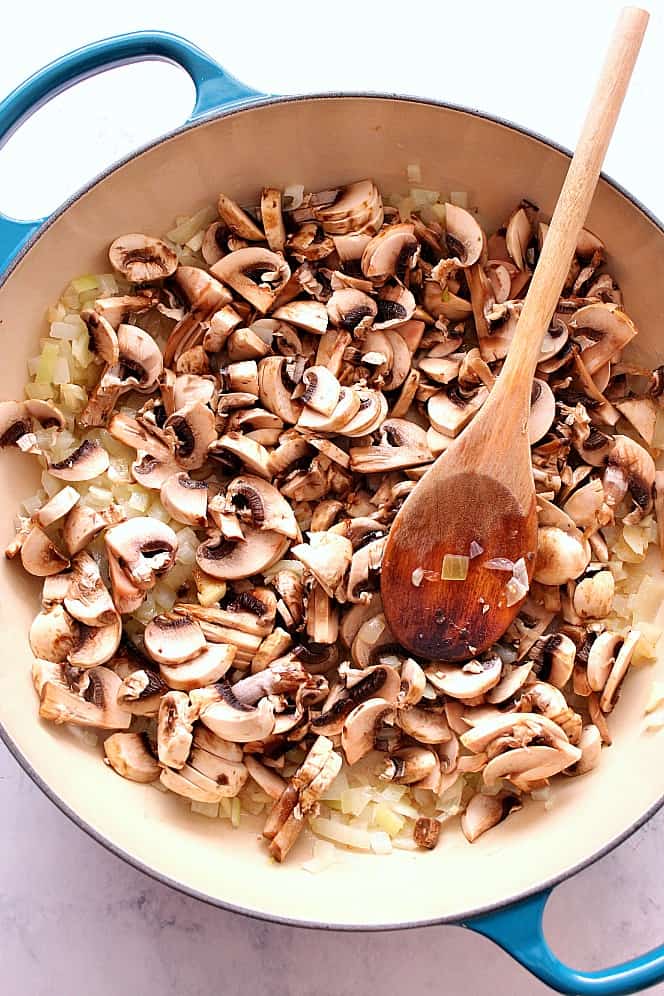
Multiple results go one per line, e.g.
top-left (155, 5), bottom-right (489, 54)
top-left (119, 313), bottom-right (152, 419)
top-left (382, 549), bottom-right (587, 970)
top-left (0, 30), bottom-right (264, 272)
top-left (464, 888), bottom-right (664, 995)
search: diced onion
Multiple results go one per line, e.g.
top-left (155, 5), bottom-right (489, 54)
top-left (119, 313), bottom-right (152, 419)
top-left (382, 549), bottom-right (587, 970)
top-left (191, 800), bottom-right (219, 818)
top-left (407, 163), bottom-right (422, 183)
top-left (60, 384), bottom-right (88, 412)
top-left (167, 205), bottom-right (217, 245)
top-left (484, 557), bottom-right (514, 571)
top-left (411, 567), bottom-right (424, 587)
top-left (50, 321), bottom-right (80, 341)
top-left (340, 787), bottom-right (372, 817)
top-left (450, 191), bottom-right (469, 208)
top-left (302, 840), bottom-right (338, 874)
top-left (469, 540), bottom-right (484, 559)
top-left (441, 554), bottom-right (469, 581)
top-left (231, 797), bottom-right (241, 828)
top-left (371, 803), bottom-right (405, 837)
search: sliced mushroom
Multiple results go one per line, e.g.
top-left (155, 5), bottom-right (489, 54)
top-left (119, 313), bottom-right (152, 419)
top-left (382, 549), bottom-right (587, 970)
top-left (327, 288), bottom-right (377, 332)
top-left (461, 792), bottom-right (522, 842)
top-left (530, 632), bottom-right (577, 688)
top-left (164, 401), bottom-right (216, 471)
top-left (108, 234), bottom-right (178, 283)
top-left (79, 309), bottom-right (120, 366)
top-left (116, 668), bottom-right (167, 716)
top-left (160, 642), bottom-right (236, 691)
top-left (64, 552), bottom-right (117, 627)
top-left (196, 526), bottom-right (289, 580)
top-left (291, 532), bottom-right (353, 597)
top-left (217, 192), bottom-right (264, 240)
top-left (378, 746), bottom-right (438, 785)
top-left (349, 418), bottom-right (433, 473)
top-left (144, 613), bottom-right (207, 665)
top-left (104, 732), bottom-right (160, 782)
top-left (427, 385), bottom-right (489, 437)
top-left (426, 657), bottom-right (503, 699)
top-left (603, 434), bottom-right (655, 523)
top-left (20, 525), bottom-right (69, 577)
top-left (443, 204), bottom-right (484, 268)
top-left (102, 324), bottom-right (163, 393)
top-left (397, 705), bottom-right (452, 744)
top-left (573, 570), bottom-right (615, 620)
top-left (361, 223), bottom-right (417, 280)
top-left (157, 690), bottom-right (194, 768)
top-left (200, 684), bottom-right (275, 742)
top-left (505, 206), bottom-right (533, 271)
top-left (529, 379), bottom-right (556, 444)
top-left (533, 525), bottom-right (591, 586)
top-left (315, 180), bottom-right (383, 236)
top-left (165, 268), bottom-right (232, 365)
top-left (341, 697), bottom-right (393, 764)
top-left (298, 366), bottom-right (341, 417)
top-left (160, 472), bottom-right (208, 527)
top-left (39, 665), bottom-right (130, 729)
top-left (68, 613), bottom-right (122, 668)
top-left (212, 248), bottom-right (290, 314)
top-left (272, 300), bottom-right (328, 334)
top-left (226, 475), bottom-right (298, 540)
top-left (569, 724), bottom-right (603, 775)
top-left (105, 518), bottom-right (178, 590)
top-left (571, 303), bottom-right (637, 374)
top-left (49, 439), bottom-right (110, 482)
top-left (35, 486), bottom-right (80, 529)
top-left (29, 604), bottom-right (78, 662)
top-left (210, 431), bottom-right (272, 479)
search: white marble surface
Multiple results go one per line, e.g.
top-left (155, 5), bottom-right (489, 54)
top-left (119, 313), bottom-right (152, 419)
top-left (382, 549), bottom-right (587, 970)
top-left (2, 1), bottom-right (664, 992)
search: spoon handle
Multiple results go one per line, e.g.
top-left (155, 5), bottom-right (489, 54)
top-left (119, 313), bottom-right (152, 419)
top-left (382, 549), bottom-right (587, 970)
top-left (499, 5), bottom-right (649, 395)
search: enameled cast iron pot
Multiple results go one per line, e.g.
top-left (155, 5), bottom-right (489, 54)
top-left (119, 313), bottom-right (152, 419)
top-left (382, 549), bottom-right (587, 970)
top-left (1, 32), bottom-right (664, 995)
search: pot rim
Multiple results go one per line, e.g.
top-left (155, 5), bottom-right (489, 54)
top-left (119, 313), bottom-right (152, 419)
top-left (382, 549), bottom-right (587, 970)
top-left (1, 89), bottom-right (663, 929)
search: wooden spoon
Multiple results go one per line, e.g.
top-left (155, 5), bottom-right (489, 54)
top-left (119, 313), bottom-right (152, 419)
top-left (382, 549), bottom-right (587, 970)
top-left (381, 6), bottom-right (649, 661)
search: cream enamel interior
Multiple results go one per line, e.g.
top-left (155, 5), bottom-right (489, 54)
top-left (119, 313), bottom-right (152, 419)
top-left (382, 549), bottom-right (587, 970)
top-left (1, 96), bottom-right (664, 927)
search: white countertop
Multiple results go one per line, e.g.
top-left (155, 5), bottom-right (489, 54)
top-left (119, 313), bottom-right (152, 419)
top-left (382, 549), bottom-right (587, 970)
top-left (2, 1), bottom-right (664, 992)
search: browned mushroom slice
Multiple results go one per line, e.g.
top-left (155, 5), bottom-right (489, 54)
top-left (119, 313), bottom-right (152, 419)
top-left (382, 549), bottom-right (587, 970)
top-left (196, 526), bottom-right (289, 580)
top-left (104, 731), bottom-right (160, 782)
top-left (226, 475), bottom-right (298, 539)
top-left (105, 518), bottom-right (178, 590)
top-left (286, 222), bottom-right (335, 261)
top-left (212, 248), bottom-right (290, 314)
top-left (93, 291), bottom-right (158, 329)
top-left (49, 439), bottom-right (109, 482)
top-left (109, 234), bottom-right (178, 283)
top-left (218, 192), bottom-right (264, 240)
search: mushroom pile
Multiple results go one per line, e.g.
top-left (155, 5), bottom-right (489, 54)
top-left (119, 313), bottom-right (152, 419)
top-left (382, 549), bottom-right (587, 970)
top-left (3, 180), bottom-right (664, 862)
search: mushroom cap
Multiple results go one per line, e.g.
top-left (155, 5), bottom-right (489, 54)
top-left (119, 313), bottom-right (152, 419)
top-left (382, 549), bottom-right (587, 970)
top-left (196, 525), bottom-right (289, 580)
top-left (105, 517), bottom-right (178, 590)
top-left (144, 613), bottom-right (207, 665)
top-left (109, 234), bottom-right (178, 283)
top-left (160, 472), bottom-right (208, 527)
top-left (49, 439), bottom-right (110, 482)
top-left (573, 570), bottom-right (615, 620)
top-left (20, 525), bottom-right (70, 577)
top-left (157, 690), bottom-right (194, 768)
top-left (533, 526), bottom-right (591, 586)
top-left (29, 605), bottom-right (78, 662)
